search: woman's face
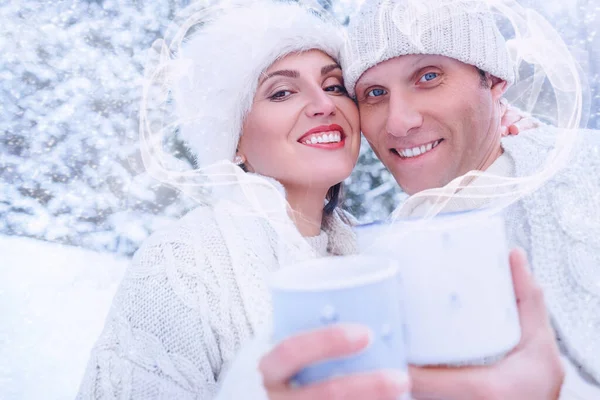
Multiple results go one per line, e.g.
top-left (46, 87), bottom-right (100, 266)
top-left (239, 50), bottom-right (360, 194)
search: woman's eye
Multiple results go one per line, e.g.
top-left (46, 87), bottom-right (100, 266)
top-left (419, 72), bottom-right (439, 82)
top-left (324, 84), bottom-right (348, 94)
top-left (270, 90), bottom-right (292, 100)
top-left (367, 88), bottom-right (386, 97)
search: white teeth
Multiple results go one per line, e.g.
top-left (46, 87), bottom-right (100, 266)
top-left (398, 140), bottom-right (441, 158)
top-left (302, 131), bottom-right (342, 145)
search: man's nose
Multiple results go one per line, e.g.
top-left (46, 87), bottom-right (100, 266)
top-left (385, 92), bottom-right (423, 137)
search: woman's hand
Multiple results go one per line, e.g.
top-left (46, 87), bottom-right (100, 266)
top-left (500, 99), bottom-right (543, 136)
top-left (259, 324), bottom-right (410, 400)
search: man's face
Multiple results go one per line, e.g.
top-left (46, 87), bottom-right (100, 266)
top-left (355, 55), bottom-right (507, 195)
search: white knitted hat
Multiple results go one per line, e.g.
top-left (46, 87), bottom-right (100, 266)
top-left (342, 0), bottom-right (516, 98)
top-left (172, 0), bottom-right (345, 167)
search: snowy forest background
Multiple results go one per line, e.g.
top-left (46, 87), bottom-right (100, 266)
top-left (2, 0), bottom-right (599, 258)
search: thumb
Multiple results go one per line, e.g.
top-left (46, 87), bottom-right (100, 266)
top-left (509, 248), bottom-right (550, 344)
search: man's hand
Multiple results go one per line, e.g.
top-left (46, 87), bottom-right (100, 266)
top-left (409, 248), bottom-right (565, 400)
top-left (259, 324), bottom-right (410, 400)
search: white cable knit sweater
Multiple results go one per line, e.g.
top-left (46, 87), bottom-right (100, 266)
top-left (76, 177), bottom-right (358, 399)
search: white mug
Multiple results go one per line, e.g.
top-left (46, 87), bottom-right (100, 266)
top-left (355, 211), bottom-right (520, 365)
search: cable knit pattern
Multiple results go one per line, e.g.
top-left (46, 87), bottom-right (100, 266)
top-left (77, 197), bottom-right (358, 399)
top-left (500, 127), bottom-right (600, 385)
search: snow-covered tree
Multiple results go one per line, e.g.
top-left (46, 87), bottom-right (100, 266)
top-left (0, 0), bottom-right (197, 255)
top-left (522, 0), bottom-right (599, 129)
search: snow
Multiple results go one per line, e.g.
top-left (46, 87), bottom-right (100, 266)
top-left (0, 235), bottom-right (127, 400)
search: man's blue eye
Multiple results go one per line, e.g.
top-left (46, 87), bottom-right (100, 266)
top-left (420, 72), bottom-right (439, 82)
top-left (367, 88), bottom-right (386, 97)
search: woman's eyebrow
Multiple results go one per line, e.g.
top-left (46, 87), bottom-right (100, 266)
top-left (259, 70), bottom-right (299, 85)
top-left (321, 64), bottom-right (341, 75)
top-left (259, 64), bottom-right (341, 86)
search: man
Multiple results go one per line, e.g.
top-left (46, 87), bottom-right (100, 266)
top-left (218, 1), bottom-right (600, 399)
top-left (341, 1), bottom-right (600, 396)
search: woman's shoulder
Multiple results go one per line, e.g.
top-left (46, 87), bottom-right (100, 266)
top-left (129, 204), bottom-right (226, 271)
top-left (138, 203), bottom-right (215, 240)
top-left (131, 201), bottom-right (279, 272)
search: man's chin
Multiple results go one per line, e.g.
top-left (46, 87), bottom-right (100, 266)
top-left (392, 174), bottom-right (447, 196)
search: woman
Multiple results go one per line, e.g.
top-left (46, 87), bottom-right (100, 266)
top-left (77, 1), bottom-right (530, 399)
top-left (76, 1), bottom-right (410, 398)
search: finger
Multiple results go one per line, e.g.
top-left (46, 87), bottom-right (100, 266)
top-left (508, 124), bottom-right (520, 135)
top-left (509, 248), bottom-right (550, 342)
top-left (260, 324), bottom-right (372, 388)
top-left (513, 119), bottom-right (539, 133)
top-left (501, 111), bottom-right (518, 127)
top-left (409, 365), bottom-right (486, 400)
top-left (272, 370), bottom-right (410, 400)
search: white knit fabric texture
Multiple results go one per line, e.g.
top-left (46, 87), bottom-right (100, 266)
top-left (76, 198), bottom-right (358, 399)
top-left (173, 0), bottom-right (345, 167)
top-left (342, 0), bottom-right (516, 97)
top-left (500, 127), bottom-right (600, 386)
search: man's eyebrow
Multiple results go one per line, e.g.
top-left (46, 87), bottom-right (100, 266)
top-left (356, 57), bottom-right (438, 91)
top-left (411, 55), bottom-right (428, 67)
top-left (259, 70), bottom-right (299, 85)
top-left (355, 77), bottom-right (378, 91)
top-left (321, 64), bottom-right (341, 75)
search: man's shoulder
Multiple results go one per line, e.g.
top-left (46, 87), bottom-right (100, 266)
top-left (502, 126), bottom-right (599, 172)
top-left (504, 125), bottom-right (597, 146)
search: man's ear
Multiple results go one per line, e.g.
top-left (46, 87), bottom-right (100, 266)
top-left (490, 76), bottom-right (508, 100)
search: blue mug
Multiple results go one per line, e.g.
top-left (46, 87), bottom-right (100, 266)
top-left (269, 255), bottom-right (407, 386)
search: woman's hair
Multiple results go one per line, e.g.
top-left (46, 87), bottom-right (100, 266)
top-left (324, 183), bottom-right (343, 215)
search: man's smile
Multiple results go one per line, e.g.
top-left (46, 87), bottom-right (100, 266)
top-left (390, 139), bottom-right (444, 159)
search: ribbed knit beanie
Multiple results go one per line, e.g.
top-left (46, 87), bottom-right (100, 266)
top-left (342, 0), bottom-right (515, 97)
